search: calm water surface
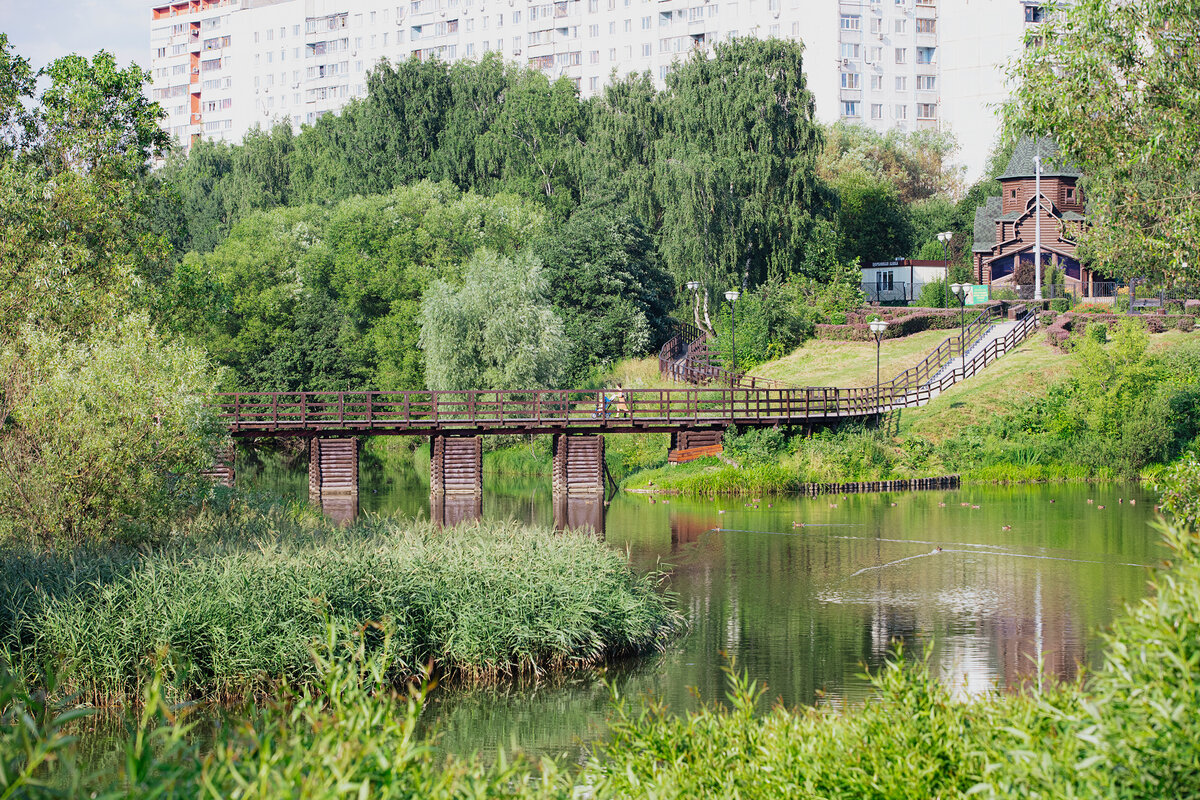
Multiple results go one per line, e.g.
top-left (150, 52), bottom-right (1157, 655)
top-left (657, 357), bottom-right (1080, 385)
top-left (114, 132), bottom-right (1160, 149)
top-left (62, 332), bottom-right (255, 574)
top-left (241, 452), bottom-right (1161, 761)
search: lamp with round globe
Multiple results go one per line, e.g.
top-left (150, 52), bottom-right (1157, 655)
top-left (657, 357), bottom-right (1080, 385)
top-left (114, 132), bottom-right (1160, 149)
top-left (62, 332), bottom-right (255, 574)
top-left (868, 319), bottom-right (888, 424)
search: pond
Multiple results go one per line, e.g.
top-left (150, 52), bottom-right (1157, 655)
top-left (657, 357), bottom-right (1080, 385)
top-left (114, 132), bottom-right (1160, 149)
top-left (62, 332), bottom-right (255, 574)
top-left (239, 449), bottom-right (1161, 762)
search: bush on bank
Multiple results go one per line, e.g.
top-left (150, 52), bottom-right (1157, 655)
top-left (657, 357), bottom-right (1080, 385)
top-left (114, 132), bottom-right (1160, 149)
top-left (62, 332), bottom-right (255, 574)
top-left (0, 500), bottom-right (683, 704)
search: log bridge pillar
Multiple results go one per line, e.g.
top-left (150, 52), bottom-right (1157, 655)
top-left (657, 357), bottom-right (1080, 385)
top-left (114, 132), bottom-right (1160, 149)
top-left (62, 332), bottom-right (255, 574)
top-left (552, 434), bottom-right (605, 497)
top-left (308, 438), bottom-right (359, 505)
top-left (201, 443), bottom-right (236, 488)
top-left (430, 435), bottom-right (483, 497)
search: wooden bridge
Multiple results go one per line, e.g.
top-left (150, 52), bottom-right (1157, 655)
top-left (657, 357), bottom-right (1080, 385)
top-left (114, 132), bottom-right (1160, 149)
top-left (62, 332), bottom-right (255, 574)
top-left (211, 304), bottom-right (1038, 516)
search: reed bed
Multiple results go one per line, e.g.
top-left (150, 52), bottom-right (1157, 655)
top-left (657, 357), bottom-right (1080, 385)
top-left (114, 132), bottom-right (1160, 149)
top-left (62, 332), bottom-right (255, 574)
top-left (0, 505), bottom-right (683, 705)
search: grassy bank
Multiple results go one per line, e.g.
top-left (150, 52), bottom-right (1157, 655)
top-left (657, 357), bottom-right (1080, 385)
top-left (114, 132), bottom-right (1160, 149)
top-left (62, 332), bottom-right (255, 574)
top-left (6, 471), bottom-right (1200, 798)
top-left (623, 321), bottom-right (1200, 495)
top-left (0, 500), bottom-right (683, 704)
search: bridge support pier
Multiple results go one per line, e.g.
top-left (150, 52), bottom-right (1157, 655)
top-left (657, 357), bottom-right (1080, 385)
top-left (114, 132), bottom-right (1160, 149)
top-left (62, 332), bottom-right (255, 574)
top-left (202, 443), bottom-right (236, 488)
top-left (309, 438), bottom-right (359, 506)
top-left (430, 435), bottom-right (483, 498)
top-left (552, 434), bottom-right (605, 497)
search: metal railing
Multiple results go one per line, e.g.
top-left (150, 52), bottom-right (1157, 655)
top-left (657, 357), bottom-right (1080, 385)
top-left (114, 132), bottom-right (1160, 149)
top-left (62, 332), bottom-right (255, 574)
top-left (860, 282), bottom-right (911, 303)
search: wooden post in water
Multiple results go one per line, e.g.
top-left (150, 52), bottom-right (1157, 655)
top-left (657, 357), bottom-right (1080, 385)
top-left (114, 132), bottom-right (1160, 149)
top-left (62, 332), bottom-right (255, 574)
top-left (308, 437), bottom-right (359, 507)
top-left (552, 433), bottom-right (605, 498)
top-left (429, 435), bottom-right (483, 498)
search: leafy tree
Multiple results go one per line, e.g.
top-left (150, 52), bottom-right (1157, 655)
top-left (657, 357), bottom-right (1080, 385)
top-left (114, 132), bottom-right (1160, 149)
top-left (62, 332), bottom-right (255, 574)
top-left (819, 123), bottom-right (962, 203)
top-left (534, 198), bottom-right (672, 383)
top-left (0, 46), bottom-right (171, 340)
top-left (654, 38), bottom-right (834, 295)
top-left (0, 315), bottom-right (223, 547)
top-left (434, 54), bottom-right (511, 189)
top-left (1007, 0), bottom-right (1200, 284)
top-left (173, 183), bottom-right (545, 392)
top-left (835, 174), bottom-right (913, 268)
top-left (419, 250), bottom-right (567, 391)
top-left (579, 72), bottom-right (662, 226)
top-left (147, 138), bottom-right (236, 256)
top-left (477, 69), bottom-right (585, 218)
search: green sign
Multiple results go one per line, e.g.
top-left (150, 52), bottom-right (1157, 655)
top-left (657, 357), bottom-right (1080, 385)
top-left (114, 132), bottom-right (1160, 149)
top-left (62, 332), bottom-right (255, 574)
top-left (965, 284), bottom-right (989, 306)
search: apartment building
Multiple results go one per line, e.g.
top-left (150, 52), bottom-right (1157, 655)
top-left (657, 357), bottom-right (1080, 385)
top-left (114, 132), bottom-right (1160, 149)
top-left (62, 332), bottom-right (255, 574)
top-left (149, 0), bottom-right (1043, 177)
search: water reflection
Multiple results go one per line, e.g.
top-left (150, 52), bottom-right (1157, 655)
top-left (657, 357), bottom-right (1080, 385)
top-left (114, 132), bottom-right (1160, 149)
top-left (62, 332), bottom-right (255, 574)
top-left (553, 497), bottom-right (606, 536)
top-left (431, 494), bottom-right (483, 527)
top-left (320, 497), bottom-right (359, 526)
top-left (238, 451), bottom-right (1162, 761)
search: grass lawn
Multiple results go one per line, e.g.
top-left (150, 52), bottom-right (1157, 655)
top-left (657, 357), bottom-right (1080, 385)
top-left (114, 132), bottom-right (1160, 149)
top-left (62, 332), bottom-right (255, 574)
top-left (749, 328), bottom-right (959, 388)
top-left (897, 336), bottom-right (1068, 443)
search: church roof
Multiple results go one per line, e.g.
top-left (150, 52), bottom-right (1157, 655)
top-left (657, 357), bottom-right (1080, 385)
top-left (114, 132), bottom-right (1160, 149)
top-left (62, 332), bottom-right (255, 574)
top-left (972, 196), bottom-right (1003, 253)
top-left (998, 136), bottom-right (1082, 180)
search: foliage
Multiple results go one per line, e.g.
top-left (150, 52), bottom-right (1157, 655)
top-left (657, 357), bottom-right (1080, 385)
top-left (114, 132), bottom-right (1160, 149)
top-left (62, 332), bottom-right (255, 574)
top-left (712, 277), bottom-right (818, 370)
top-left (0, 316), bottom-right (224, 548)
top-left (419, 250), bottom-right (568, 391)
top-left (0, 505), bottom-right (683, 704)
top-left (723, 425), bottom-right (788, 466)
top-left (834, 172), bottom-right (913, 268)
top-left (0, 44), bottom-right (170, 340)
top-left (169, 182), bottom-right (545, 392)
top-left (654, 39), bottom-right (833, 292)
top-left (818, 123), bottom-right (962, 203)
top-left (1008, 0), bottom-right (1200, 284)
top-left (533, 198), bottom-right (672, 384)
top-left (914, 278), bottom-right (955, 309)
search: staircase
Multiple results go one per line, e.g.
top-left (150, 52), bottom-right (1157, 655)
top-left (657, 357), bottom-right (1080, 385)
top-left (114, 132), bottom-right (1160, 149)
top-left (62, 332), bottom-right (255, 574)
top-left (928, 320), bottom-right (1019, 385)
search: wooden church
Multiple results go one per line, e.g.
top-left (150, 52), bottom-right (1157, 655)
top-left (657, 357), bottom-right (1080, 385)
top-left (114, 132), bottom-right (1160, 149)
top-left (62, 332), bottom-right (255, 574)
top-left (971, 137), bottom-right (1107, 296)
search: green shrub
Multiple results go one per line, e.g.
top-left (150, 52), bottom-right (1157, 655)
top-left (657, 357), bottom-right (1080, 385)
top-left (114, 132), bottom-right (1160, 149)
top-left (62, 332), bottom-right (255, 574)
top-left (828, 311), bottom-right (848, 325)
top-left (723, 425), bottom-right (787, 465)
top-left (1050, 297), bottom-right (1070, 312)
top-left (1087, 320), bottom-right (1108, 344)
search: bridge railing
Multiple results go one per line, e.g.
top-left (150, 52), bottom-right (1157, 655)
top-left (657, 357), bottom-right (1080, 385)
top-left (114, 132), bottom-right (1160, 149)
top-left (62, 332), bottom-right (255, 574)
top-left (216, 383), bottom-right (912, 434)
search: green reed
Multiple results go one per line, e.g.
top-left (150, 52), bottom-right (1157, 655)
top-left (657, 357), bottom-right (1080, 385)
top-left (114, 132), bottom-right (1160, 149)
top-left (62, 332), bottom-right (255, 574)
top-left (0, 502), bottom-right (683, 705)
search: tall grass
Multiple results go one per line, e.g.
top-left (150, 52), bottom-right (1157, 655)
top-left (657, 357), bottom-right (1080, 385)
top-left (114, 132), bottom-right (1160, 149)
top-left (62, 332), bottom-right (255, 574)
top-left (624, 458), bottom-right (797, 495)
top-left (0, 502), bottom-right (683, 705)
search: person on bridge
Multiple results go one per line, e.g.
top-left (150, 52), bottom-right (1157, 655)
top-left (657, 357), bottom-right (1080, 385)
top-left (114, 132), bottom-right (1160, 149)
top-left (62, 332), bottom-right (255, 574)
top-left (613, 384), bottom-right (630, 418)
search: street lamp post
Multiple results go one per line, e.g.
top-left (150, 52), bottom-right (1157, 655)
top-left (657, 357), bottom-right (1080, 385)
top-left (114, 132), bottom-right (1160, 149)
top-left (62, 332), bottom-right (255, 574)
top-left (725, 289), bottom-right (740, 385)
top-left (937, 231), bottom-right (953, 270)
top-left (1033, 152), bottom-right (1043, 302)
top-left (869, 319), bottom-right (888, 425)
top-left (951, 283), bottom-right (967, 360)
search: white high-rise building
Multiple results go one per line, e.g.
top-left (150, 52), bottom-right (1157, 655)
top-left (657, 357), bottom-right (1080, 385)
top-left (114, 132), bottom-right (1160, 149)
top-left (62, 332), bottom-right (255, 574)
top-left (149, 0), bottom-right (1044, 178)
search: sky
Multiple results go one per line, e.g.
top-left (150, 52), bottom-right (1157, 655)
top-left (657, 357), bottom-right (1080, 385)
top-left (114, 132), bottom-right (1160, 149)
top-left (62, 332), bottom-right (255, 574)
top-left (2, 0), bottom-right (148, 71)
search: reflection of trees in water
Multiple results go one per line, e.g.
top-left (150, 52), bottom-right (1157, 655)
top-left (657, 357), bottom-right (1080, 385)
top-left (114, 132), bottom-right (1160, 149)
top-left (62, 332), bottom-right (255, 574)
top-left (420, 650), bottom-right (672, 764)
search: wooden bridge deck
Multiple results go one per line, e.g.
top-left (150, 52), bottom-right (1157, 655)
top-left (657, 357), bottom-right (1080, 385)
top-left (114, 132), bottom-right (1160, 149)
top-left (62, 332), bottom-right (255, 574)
top-left (216, 307), bottom-right (1037, 439)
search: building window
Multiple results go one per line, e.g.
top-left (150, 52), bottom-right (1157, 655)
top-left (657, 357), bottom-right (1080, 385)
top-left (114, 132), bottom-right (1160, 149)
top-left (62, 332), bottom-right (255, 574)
top-left (871, 103), bottom-right (883, 119)
top-left (870, 17), bottom-right (882, 34)
top-left (868, 46), bottom-right (882, 62)
top-left (916, 18), bottom-right (935, 33)
top-left (916, 102), bottom-right (936, 118)
top-left (895, 47), bottom-right (907, 63)
top-left (916, 46), bottom-right (935, 64)
top-left (895, 75), bottom-right (907, 90)
top-left (1025, 4), bottom-right (1044, 23)
top-left (1011, 189), bottom-right (1017, 198)
top-left (842, 101), bottom-right (861, 117)
top-left (894, 19), bottom-right (906, 33)
top-left (871, 74), bottom-right (883, 90)
top-left (840, 14), bottom-right (861, 30)
top-left (917, 75), bottom-right (936, 91)
top-left (841, 43), bottom-right (860, 58)
top-left (642, 43), bottom-right (651, 56)
top-left (841, 72), bottom-right (861, 89)
top-left (590, 76), bottom-right (599, 90)
top-left (894, 103), bottom-right (907, 119)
